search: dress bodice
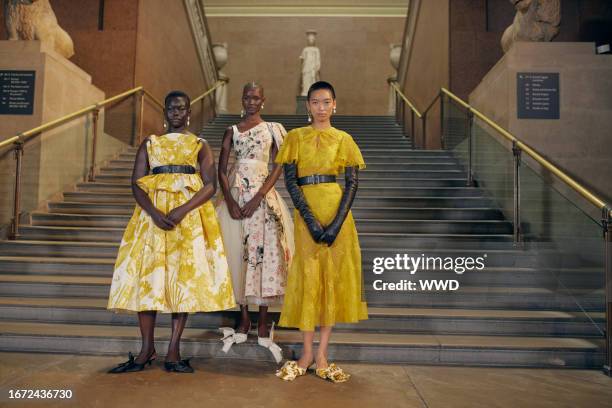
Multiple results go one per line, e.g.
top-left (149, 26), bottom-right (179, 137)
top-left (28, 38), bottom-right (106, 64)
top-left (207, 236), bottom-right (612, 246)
top-left (146, 132), bottom-right (202, 168)
top-left (274, 126), bottom-right (365, 177)
top-left (232, 122), bottom-right (285, 164)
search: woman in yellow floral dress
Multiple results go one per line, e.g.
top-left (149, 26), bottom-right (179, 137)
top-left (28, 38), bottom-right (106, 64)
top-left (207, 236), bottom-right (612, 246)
top-left (275, 81), bottom-right (367, 383)
top-left (107, 90), bottom-right (235, 374)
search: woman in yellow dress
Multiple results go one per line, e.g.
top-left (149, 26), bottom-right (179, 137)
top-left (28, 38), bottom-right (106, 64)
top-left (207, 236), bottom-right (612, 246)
top-left (275, 81), bottom-right (367, 383)
top-left (107, 90), bottom-right (235, 374)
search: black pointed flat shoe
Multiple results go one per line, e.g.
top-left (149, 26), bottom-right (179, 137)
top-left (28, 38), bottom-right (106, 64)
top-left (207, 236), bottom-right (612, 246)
top-left (164, 359), bottom-right (194, 373)
top-left (108, 350), bottom-right (156, 374)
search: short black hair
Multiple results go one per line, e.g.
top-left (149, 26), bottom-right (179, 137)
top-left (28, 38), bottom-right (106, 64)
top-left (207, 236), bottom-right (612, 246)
top-left (164, 90), bottom-right (191, 107)
top-left (307, 81), bottom-right (336, 100)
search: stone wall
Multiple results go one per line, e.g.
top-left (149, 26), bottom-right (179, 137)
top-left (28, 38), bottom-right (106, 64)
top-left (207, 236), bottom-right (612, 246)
top-left (207, 16), bottom-right (404, 115)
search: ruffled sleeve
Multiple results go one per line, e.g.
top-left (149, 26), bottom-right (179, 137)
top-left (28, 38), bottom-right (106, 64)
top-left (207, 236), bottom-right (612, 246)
top-left (269, 122), bottom-right (287, 150)
top-left (274, 129), bottom-right (299, 164)
top-left (335, 132), bottom-right (366, 169)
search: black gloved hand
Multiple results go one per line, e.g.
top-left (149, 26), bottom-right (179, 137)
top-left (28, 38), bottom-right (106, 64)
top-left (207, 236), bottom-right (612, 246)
top-left (319, 166), bottom-right (359, 246)
top-left (283, 163), bottom-right (325, 242)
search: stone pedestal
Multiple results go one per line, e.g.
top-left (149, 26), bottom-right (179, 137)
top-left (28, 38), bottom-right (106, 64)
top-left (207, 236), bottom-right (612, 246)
top-left (469, 42), bottom-right (612, 203)
top-left (0, 41), bottom-right (125, 228)
top-left (296, 95), bottom-right (308, 115)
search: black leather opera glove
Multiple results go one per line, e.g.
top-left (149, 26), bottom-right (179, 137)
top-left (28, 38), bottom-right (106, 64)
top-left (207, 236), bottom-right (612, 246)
top-left (319, 166), bottom-right (359, 246)
top-left (283, 163), bottom-right (325, 242)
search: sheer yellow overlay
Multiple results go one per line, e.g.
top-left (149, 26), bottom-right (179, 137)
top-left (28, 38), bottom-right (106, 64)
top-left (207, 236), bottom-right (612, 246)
top-left (107, 133), bottom-right (235, 313)
top-left (275, 126), bottom-right (368, 331)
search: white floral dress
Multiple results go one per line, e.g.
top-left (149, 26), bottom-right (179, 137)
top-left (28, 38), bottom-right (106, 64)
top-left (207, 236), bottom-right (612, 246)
top-left (215, 122), bottom-right (294, 306)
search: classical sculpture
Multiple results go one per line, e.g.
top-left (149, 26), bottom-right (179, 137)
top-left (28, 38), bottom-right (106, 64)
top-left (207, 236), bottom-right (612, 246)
top-left (212, 43), bottom-right (229, 114)
top-left (388, 44), bottom-right (402, 115)
top-left (501, 0), bottom-right (561, 53)
top-left (300, 30), bottom-right (320, 96)
top-left (4, 0), bottom-right (74, 59)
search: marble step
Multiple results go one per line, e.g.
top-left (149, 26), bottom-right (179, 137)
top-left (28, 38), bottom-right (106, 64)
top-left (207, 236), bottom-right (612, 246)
top-left (0, 274), bottom-right (602, 311)
top-left (61, 193), bottom-right (490, 208)
top-left (45, 203), bottom-right (504, 220)
top-left (0, 249), bottom-right (601, 289)
top-left (88, 177), bottom-right (471, 188)
top-left (0, 320), bottom-right (602, 368)
top-left (105, 157), bottom-right (461, 167)
top-left (29, 213), bottom-right (512, 233)
top-left (0, 298), bottom-right (604, 337)
top-left (99, 162), bottom-right (463, 173)
top-left (95, 170), bottom-right (468, 181)
top-left (13, 227), bottom-right (514, 246)
top-left (72, 185), bottom-right (485, 197)
top-left (0, 247), bottom-right (541, 267)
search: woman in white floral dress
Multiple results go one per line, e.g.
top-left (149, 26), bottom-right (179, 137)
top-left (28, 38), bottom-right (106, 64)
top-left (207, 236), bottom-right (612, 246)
top-left (216, 82), bottom-right (294, 363)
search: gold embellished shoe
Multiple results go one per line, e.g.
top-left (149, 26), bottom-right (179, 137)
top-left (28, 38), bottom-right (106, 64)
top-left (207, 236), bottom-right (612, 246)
top-left (275, 360), bottom-right (308, 381)
top-left (315, 363), bottom-right (350, 383)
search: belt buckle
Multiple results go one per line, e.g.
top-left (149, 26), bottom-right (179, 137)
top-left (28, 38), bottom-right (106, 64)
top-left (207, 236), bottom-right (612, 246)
top-left (313, 175), bottom-right (321, 184)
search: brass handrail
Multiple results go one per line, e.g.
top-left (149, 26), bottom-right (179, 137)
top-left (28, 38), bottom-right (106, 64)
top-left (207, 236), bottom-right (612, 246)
top-left (440, 87), bottom-right (609, 212)
top-left (142, 89), bottom-right (164, 109)
top-left (0, 86), bottom-right (150, 149)
top-left (389, 81), bottom-right (422, 118)
top-left (389, 81), bottom-right (610, 214)
top-left (2, 81), bottom-right (221, 239)
top-left (191, 80), bottom-right (225, 105)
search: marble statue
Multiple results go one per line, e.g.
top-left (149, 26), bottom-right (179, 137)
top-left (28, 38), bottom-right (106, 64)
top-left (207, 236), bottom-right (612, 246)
top-left (501, 0), bottom-right (561, 53)
top-left (4, 0), bottom-right (74, 59)
top-left (300, 30), bottom-right (321, 96)
top-left (388, 44), bottom-right (402, 115)
top-left (212, 43), bottom-right (229, 114)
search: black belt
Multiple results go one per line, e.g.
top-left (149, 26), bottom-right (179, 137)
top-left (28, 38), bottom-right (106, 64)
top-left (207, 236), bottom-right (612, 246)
top-left (297, 174), bottom-right (336, 186)
top-left (152, 165), bottom-right (196, 175)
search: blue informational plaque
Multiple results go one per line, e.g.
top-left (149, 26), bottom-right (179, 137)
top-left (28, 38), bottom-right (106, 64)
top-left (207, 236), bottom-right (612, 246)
top-left (517, 72), bottom-right (559, 119)
top-left (0, 70), bottom-right (36, 115)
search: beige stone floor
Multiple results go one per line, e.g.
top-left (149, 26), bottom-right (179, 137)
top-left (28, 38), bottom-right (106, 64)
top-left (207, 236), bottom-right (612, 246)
top-left (0, 353), bottom-right (611, 408)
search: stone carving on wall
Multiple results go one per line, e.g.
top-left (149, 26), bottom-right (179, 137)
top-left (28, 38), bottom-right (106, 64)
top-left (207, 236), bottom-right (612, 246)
top-left (300, 30), bottom-right (320, 96)
top-left (184, 0), bottom-right (219, 94)
top-left (388, 43), bottom-right (401, 114)
top-left (4, 0), bottom-right (74, 58)
top-left (213, 43), bottom-right (229, 113)
top-left (501, 0), bottom-right (561, 53)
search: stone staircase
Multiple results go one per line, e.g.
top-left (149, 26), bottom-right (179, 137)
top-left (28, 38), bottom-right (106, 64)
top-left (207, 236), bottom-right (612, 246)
top-left (0, 114), bottom-right (604, 368)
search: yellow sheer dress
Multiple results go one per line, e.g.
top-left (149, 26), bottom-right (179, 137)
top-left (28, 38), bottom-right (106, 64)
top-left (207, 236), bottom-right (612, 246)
top-left (107, 132), bottom-right (235, 313)
top-left (275, 126), bottom-right (368, 331)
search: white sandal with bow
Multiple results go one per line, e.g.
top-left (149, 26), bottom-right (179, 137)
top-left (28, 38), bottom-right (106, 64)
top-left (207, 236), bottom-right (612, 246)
top-left (219, 322), bottom-right (250, 353)
top-left (257, 321), bottom-right (283, 364)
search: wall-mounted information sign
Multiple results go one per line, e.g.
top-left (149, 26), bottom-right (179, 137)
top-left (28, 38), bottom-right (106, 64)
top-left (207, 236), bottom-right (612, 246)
top-left (0, 70), bottom-right (36, 115)
top-left (517, 72), bottom-right (559, 119)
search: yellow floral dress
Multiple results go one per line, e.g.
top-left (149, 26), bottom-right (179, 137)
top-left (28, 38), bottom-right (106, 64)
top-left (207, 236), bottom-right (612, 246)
top-left (107, 132), bottom-right (235, 313)
top-left (275, 126), bottom-right (368, 331)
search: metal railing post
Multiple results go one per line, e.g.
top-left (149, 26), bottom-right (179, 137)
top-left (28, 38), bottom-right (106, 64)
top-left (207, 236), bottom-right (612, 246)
top-left (440, 92), bottom-right (445, 149)
top-left (395, 93), bottom-right (400, 125)
top-left (604, 208), bottom-right (612, 376)
top-left (410, 110), bottom-right (415, 148)
top-left (466, 110), bottom-right (474, 186)
top-left (88, 107), bottom-right (100, 182)
top-left (422, 113), bottom-right (427, 149)
top-left (138, 89), bottom-right (145, 144)
top-left (10, 140), bottom-right (24, 240)
top-left (201, 97), bottom-right (206, 130)
top-left (512, 140), bottom-right (522, 243)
